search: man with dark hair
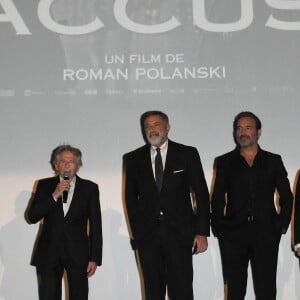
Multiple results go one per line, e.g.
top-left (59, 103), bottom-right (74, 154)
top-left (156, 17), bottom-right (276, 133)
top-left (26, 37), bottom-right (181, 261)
top-left (211, 111), bottom-right (293, 300)
top-left (124, 111), bottom-right (210, 300)
top-left (27, 144), bottom-right (102, 300)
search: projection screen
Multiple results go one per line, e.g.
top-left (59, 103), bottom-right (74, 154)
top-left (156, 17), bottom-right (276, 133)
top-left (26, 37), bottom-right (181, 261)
top-left (0, 1), bottom-right (300, 299)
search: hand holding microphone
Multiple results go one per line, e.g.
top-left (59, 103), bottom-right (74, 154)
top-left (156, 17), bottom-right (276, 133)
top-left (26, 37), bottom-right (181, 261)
top-left (52, 172), bottom-right (70, 202)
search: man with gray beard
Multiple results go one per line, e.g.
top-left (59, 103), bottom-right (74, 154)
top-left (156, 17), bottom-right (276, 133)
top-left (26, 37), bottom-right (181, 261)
top-left (123, 110), bottom-right (210, 300)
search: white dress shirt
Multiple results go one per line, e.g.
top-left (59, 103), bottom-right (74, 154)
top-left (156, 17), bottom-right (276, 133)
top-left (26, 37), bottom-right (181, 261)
top-left (62, 176), bottom-right (76, 216)
top-left (150, 140), bottom-right (168, 178)
top-left (53, 176), bottom-right (76, 216)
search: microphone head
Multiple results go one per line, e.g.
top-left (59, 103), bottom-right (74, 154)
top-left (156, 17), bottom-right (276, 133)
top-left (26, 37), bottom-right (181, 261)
top-left (63, 172), bottom-right (70, 180)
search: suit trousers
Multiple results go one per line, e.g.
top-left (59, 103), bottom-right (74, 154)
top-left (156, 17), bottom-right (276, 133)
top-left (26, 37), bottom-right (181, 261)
top-left (36, 252), bottom-right (88, 300)
top-left (218, 220), bottom-right (281, 300)
top-left (136, 219), bottom-right (194, 300)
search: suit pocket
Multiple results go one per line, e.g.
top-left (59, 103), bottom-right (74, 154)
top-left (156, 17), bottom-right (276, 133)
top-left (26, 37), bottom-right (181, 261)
top-left (173, 169), bottom-right (185, 174)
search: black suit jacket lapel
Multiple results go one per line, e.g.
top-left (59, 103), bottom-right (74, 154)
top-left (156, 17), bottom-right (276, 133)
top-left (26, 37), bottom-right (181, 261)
top-left (141, 145), bottom-right (157, 190)
top-left (163, 141), bottom-right (178, 179)
top-left (159, 140), bottom-right (178, 192)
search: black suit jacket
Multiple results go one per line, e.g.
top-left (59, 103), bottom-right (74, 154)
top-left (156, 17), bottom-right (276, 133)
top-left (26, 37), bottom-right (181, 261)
top-left (28, 175), bottom-right (102, 267)
top-left (124, 140), bottom-right (210, 249)
top-left (294, 174), bottom-right (300, 245)
top-left (211, 147), bottom-right (293, 237)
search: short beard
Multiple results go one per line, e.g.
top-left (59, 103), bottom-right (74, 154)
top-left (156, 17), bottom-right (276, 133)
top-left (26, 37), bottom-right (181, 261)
top-left (147, 135), bottom-right (164, 147)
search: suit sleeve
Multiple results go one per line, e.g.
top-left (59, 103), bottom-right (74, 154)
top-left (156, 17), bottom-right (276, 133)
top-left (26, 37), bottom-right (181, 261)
top-left (88, 183), bottom-right (103, 266)
top-left (294, 173), bottom-right (300, 244)
top-left (123, 154), bottom-right (139, 248)
top-left (210, 157), bottom-right (226, 237)
top-left (275, 156), bottom-right (293, 234)
top-left (188, 147), bottom-right (210, 236)
top-left (27, 180), bottom-right (59, 224)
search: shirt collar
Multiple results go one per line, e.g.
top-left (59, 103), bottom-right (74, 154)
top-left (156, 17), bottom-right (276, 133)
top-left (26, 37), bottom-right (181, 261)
top-left (235, 144), bottom-right (261, 154)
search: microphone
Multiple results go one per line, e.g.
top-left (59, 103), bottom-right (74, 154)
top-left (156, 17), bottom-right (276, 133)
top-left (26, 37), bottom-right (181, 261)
top-left (62, 172), bottom-right (70, 203)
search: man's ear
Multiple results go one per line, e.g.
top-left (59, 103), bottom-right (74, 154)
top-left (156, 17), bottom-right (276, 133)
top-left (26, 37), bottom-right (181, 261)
top-left (258, 129), bottom-right (262, 138)
top-left (167, 123), bottom-right (171, 133)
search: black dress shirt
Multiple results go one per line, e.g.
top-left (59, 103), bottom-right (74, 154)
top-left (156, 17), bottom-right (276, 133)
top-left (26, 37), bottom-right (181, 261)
top-left (211, 147), bottom-right (293, 237)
